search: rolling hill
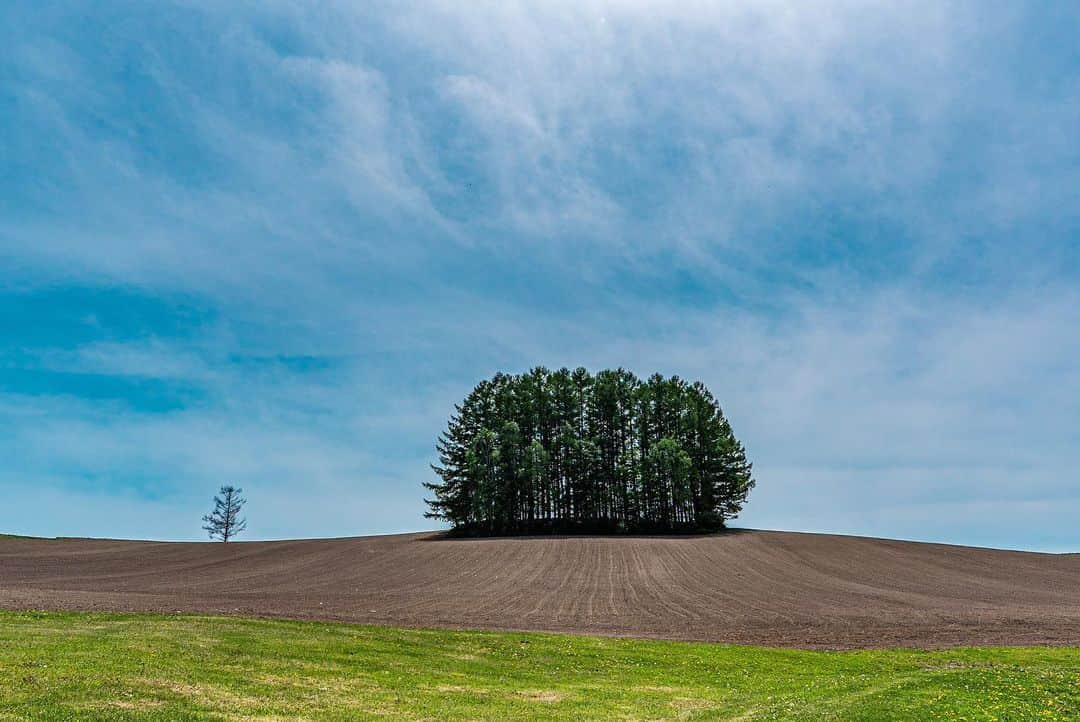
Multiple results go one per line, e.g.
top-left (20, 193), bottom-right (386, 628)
top-left (1, 529), bottom-right (1076, 649)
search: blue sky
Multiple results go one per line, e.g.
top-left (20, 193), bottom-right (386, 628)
top-left (2, 1), bottom-right (1077, 550)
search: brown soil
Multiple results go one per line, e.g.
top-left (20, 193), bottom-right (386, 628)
top-left (1, 529), bottom-right (1077, 649)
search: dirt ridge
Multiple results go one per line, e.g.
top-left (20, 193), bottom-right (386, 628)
top-left (1, 529), bottom-right (1077, 649)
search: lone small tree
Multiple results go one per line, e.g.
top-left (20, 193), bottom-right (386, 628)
top-left (202, 485), bottom-right (247, 543)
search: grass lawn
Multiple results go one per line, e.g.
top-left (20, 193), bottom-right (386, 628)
top-left (0, 611), bottom-right (1076, 721)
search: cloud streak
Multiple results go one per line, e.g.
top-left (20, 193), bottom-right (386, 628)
top-left (1, 1), bottom-right (1077, 549)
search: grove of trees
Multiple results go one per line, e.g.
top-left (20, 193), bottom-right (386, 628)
top-left (424, 368), bottom-right (754, 535)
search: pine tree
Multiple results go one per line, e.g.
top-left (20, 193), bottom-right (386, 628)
top-left (423, 405), bottom-right (470, 526)
top-left (202, 485), bottom-right (247, 543)
top-left (522, 439), bottom-right (549, 527)
top-left (467, 429), bottom-right (500, 532)
top-left (497, 421), bottom-right (524, 530)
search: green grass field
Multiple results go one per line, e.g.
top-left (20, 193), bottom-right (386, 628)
top-left (0, 611), bottom-right (1076, 721)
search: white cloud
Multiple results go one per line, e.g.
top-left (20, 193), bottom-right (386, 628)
top-left (1, 1), bottom-right (1077, 548)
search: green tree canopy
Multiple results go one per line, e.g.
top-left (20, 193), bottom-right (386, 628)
top-left (424, 368), bottom-right (754, 534)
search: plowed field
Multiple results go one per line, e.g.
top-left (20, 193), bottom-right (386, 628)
top-left (1, 530), bottom-right (1077, 648)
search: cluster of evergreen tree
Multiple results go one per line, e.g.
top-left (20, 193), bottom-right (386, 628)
top-left (424, 368), bottom-right (754, 535)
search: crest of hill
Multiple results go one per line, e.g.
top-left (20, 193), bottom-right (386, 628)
top-left (1, 529), bottom-right (1077, 649)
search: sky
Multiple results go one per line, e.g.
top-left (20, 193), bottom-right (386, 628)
top-left (1, 1), bottom-right (1078, 550)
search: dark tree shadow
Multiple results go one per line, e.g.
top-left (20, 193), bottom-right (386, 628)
top-left (419, 527), bottom-right (757, 542)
